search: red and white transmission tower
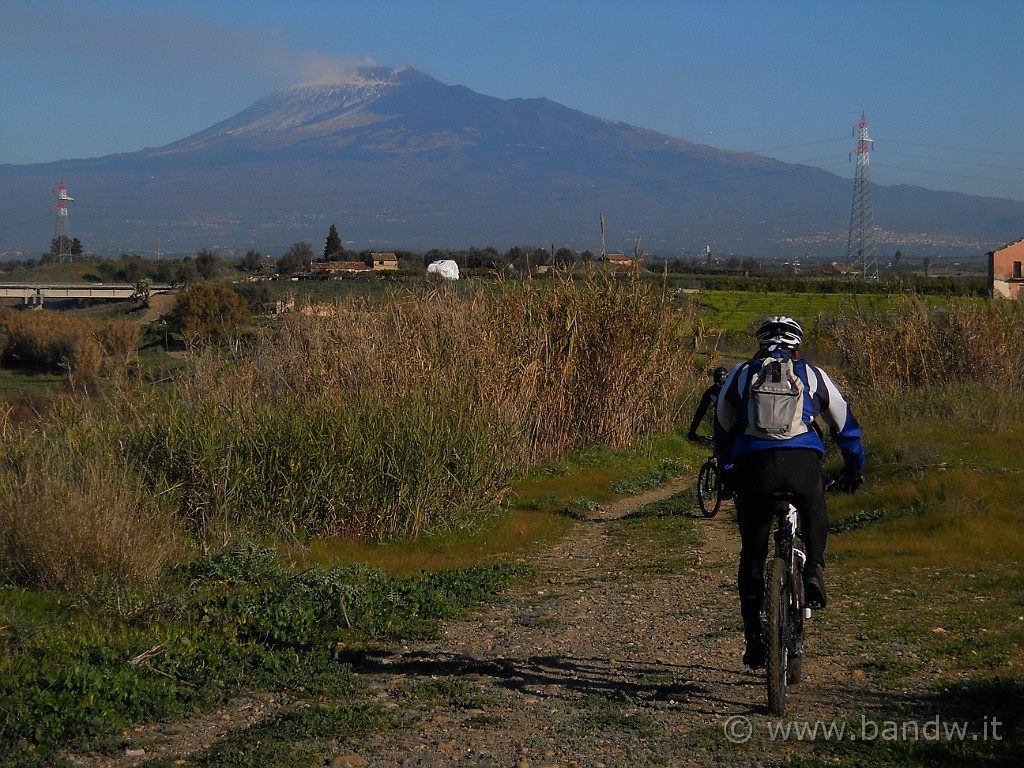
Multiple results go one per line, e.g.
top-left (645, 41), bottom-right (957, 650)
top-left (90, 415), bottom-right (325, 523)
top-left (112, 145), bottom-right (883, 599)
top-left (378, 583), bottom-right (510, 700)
top-left (845, 113), bottom-right (878, 280)
top-left (51, 178), bottom-right (75, 262)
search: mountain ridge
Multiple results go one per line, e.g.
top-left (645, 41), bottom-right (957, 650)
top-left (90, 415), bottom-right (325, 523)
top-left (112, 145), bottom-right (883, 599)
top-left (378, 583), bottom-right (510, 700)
top-left (1, 66), bottom-right (1020, 260)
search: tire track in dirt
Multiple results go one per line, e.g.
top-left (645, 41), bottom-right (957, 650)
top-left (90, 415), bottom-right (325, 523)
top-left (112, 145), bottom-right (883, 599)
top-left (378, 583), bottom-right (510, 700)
top-left (339, 478), bottom-right (883, 767)
top-left (69, 478), bottom-right (889, 767)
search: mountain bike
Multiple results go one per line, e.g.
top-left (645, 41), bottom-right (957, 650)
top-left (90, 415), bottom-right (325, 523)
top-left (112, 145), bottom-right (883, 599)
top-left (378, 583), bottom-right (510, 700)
top-left (758, 472), bottom-right (845, 714)
top-left (697, 451), bottom-right (724, 518)
top-left (761, 491), bottom-right (810, 715)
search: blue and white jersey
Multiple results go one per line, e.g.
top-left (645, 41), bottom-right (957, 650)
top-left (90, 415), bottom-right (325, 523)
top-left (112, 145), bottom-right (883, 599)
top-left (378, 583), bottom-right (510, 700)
top-left (714, 354), bottom-right (865, 472)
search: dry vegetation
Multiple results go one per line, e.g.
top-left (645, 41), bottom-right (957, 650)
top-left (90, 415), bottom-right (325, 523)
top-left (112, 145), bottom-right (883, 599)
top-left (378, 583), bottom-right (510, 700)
top-left (817, 295), bottom-right (1024, 396)
top-left (2, 281), bottom-right (1022, 593)
top-left (0, 307), bottom-right (139, 393)
top-left (0, 273), bottom-right (702, 588)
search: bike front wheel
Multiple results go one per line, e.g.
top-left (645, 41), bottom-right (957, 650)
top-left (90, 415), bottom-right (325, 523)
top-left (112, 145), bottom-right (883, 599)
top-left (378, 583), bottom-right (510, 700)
top-left (764, 556), bottom-right (790, 715)
top-left (697, 460), bottom-right (722, 518)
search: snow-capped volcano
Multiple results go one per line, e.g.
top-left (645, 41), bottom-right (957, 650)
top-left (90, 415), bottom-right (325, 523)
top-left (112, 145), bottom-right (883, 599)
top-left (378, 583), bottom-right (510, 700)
top-left (1, 65), bottom-right (1019, 258)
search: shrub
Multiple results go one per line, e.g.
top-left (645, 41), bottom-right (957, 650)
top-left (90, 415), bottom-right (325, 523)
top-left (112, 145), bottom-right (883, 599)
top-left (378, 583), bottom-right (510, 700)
top-left (166, 283), bottom-right (251, 345)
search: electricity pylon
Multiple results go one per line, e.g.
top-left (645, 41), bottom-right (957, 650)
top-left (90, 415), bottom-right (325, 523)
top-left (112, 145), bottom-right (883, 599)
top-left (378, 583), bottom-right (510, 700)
top-left (846, 112), bottom-right (878, 280)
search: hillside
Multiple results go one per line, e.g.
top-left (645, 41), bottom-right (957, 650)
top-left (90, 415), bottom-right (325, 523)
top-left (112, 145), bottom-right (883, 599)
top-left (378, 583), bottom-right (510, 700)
top-left (1, 66), bottom-right (1021, 260)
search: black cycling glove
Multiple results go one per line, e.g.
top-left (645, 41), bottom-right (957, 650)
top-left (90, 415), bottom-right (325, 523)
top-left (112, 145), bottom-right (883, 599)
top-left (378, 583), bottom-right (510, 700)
top-left (835, 467), bottom-right (865, 493)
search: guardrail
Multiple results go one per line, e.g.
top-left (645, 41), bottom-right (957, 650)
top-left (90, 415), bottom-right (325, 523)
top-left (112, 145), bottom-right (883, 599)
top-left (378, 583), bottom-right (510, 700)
top-left (0, 283), bottom-right (175, 305)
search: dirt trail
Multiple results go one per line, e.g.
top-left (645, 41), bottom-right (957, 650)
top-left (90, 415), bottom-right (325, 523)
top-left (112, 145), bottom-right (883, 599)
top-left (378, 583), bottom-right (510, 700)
top-left (325, 479), bottom-right (880, 767)
top-left (73, 479), bottom-right (888, 767)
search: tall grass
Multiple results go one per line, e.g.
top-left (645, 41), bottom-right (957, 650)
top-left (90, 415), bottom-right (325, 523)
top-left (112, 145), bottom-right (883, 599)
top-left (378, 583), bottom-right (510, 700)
top-left (0, 400), bottom-right (180, 590)
top-left (121, 272), bottom-right (701, 546)
top-left (246, 272), bottom-right (699, 464)
top-left (0, 307), bottom-right (139, 394)
top-left (816, 296), bottom-right (1024, 397)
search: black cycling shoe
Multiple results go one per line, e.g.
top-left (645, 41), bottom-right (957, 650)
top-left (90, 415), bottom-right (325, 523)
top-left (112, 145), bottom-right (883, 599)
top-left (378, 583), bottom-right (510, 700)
top-left (804, 562), bottom-right (827, 610)
top-left (743, 637), bottom-right (765, 669)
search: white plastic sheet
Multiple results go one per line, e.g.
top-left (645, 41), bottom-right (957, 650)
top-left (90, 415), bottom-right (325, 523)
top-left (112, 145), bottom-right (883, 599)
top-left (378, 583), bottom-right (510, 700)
top-left (426, 259), bottom-right (460, 280)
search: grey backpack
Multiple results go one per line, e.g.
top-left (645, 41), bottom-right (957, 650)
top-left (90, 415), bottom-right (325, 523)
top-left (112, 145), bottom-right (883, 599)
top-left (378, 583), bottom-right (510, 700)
top-left (745, 357), bottom-right (807, 439)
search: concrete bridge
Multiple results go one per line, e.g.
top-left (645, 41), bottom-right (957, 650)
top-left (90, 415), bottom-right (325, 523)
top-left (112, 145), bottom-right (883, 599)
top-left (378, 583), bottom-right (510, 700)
top-left (0, 283), bottom-right (175, 306)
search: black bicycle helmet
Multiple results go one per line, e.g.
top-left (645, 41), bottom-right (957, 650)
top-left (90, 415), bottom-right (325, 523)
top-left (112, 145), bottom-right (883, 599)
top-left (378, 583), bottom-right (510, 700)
top-left (755, 316), bottom-right (803, 350)
top-left (712, 366), bottom-right (729, 386)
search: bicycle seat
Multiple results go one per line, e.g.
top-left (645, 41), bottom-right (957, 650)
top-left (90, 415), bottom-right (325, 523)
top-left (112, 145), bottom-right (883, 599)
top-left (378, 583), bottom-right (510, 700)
top-left (765, 489), bottom-right (798, 513)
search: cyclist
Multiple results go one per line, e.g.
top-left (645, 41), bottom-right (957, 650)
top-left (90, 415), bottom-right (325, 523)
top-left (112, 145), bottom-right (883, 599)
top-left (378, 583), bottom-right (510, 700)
top-left (715, 316), bottom-right (865, 669)
top-left (689, 365), bottom-right (736, 499)
top-left (687, 366), bottom-right (730, 443)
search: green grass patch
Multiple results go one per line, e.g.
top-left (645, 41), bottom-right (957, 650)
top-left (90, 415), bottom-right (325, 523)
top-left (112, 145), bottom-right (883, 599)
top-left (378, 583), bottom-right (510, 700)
top-left (691, 290), bottom-right (946, 335)
top-left (828, 465), bottom-right (1024, 567)
top-left (303, 506), bottom-right (572, 576)
top-left (139, 703), bottom-right (386, 768)
top-left (578, 693), bottom-right (660, 737)
top-left (400, 677), bottom-right (491, 710)
top-left (825, 387), bottom-right (1024, 568)
top-left (0, 368), bottom-right (66, 396)
top-left (510, 431), bottom-right (699, 511)
top-left (0, 541), bottom-right (530, 764)
top-left (818, 563), bottom-right (1023, 687)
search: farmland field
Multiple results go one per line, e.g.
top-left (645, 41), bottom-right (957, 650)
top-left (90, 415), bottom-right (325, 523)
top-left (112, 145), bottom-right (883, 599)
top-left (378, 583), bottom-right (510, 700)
top-left (689, 289), bottom-right (948, 334)
top-left (0, 269), bottom-right (1020, 767)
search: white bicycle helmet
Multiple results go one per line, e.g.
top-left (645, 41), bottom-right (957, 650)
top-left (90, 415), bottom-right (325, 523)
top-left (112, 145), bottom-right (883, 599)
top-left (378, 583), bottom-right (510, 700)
top-left (756, 316), bottom-right (803, 350)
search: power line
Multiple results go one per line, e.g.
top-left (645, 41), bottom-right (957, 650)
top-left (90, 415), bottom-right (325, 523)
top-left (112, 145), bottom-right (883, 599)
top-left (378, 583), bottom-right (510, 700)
top-left (882, 138), bottom-right (1024, 160)
top-left (883, 150), bottom-right (1022, 172)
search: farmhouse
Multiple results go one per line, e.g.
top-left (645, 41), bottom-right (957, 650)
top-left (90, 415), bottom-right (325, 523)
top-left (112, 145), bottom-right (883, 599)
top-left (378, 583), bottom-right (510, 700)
top-left (309, 260), bottom-right (369, 275)
top-left (603, 253), bottom-right (639, 271)
top-left (988, 238), bottom-right (1024, 299)
top-left (308, 252), bottom-right (399, 276)
top-left (370, 252), bottom-right (399, 271)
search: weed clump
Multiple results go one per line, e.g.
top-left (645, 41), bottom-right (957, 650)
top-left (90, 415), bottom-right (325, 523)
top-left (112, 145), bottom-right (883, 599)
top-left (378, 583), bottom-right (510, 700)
top-left (0, 401), bottom-right (179, 591)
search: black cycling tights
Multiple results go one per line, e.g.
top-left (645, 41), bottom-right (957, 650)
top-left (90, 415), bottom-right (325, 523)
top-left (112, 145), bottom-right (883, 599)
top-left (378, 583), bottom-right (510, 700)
top-left (733, 448), bottom-right (827, 639)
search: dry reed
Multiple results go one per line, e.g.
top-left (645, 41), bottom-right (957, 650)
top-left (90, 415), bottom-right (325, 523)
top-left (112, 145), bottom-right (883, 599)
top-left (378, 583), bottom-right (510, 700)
top-left (816, 296), bottom-right (1024, 397)
top-left (0, 307), bottom-right (140, 391)
top-left (129, 272), bottom-right (702, 542)
top-left (0, 402), bottom-right (180, 590)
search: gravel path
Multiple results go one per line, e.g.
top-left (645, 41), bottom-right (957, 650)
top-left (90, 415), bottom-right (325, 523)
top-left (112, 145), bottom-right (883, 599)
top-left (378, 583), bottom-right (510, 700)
top-left (327, 479), bottom-right (880, 767)
top-left (73, 478), bottom-right (890, 768)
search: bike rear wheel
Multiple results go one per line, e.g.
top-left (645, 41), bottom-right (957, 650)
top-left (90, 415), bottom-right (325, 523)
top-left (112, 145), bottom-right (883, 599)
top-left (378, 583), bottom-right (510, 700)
top-left (788, 564), bottom-right (805, 684)
top-left (697, 460), bottom-right (722, 518)
top-left (765, 556), bottom-right (790, 715)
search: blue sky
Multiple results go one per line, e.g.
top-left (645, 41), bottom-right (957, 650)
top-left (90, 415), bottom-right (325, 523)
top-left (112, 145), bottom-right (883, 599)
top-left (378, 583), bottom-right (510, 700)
top-left (2, 0), bottom-right (1022, 202)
